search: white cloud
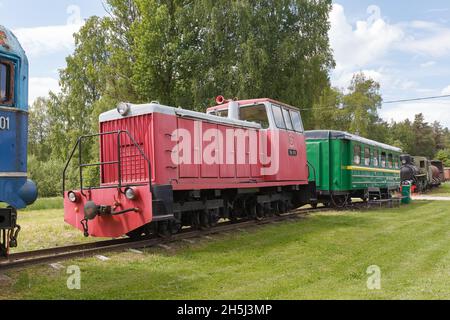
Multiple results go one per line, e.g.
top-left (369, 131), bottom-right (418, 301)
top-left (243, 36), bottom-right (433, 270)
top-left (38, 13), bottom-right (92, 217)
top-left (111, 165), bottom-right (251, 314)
top-left (400, 23), bottom-right (450, 57)
top-left (12, 22), bottom-right (84, 104)
top-left (329, 4), bottom-right (450, 84)
top-left (13, 23), bottom-right (84, 58)
top-left (329, 4), bottom-right (403, 73)
top-left (420, 61), bottom-right (436, 68)
top-left (29, 77), bottom-right (60, 105)
top-left (380, 101), bottom-right (450, 127)
top-left (443, 85), bottom-right (450, 95)
top-left (330, 3), bottom-right (450, 127)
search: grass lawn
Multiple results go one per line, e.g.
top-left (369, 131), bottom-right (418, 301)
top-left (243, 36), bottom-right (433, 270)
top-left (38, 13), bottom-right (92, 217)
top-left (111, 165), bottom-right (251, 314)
top-left (2, 200), bottom-right (450, 300)
top-left (428, 182), bottom-right (450, 197)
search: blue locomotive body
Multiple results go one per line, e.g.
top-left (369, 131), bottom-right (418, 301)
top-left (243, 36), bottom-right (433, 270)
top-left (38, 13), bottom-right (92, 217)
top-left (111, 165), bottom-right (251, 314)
top-left (1, 25), bottom-right (37, 255)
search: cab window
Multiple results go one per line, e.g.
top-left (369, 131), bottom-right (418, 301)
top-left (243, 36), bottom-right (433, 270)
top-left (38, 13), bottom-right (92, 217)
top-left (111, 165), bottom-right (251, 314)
top-left (240, 104), bottom-right (269, 129)
top-left (215, 109), bottom-right (228, 118)
top-left (364, 147), bottom-right (371, 166)
top-left (354, 145), bottom-right (361, 165)
top-left (272, 105), bottom-right (286, 129)
top-left (0, 61), bottom-right (13, 104)
top-left (381, 152), bottom-right (387, 168)
top-left (289, 110), bottom-right (304, 133)
top-left (282, 108), bottom-right (294, 131)
top-left (373, 150), bottom-right (379, 167)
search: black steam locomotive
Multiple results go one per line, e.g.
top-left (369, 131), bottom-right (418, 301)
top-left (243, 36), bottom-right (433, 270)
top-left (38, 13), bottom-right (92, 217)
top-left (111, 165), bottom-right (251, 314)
top-left (400, 155), bottom-right (443, 192)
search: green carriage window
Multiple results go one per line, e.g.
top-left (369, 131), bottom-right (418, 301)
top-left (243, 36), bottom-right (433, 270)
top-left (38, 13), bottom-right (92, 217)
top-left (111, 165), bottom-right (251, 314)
top-left (394, 156), bottom-right (399, 169)
top-left (373, 150), bottom-right (379, 167)
top-left (354, 145), bottom-right (361, 165)
top-left (388, 154), bottom-right (393, 168)
top-left (364, 147), bottom-right (371, 166)
top-left (381, 152), bottom-right (387, 168)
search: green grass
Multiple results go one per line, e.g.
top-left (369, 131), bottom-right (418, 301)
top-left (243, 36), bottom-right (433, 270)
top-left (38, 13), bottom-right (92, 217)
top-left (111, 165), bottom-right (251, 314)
top-left (428, 183), bottom-right (450, 197)
top-left (2, 201), bottom-right (450, 300)
top-left (22, 197), bottom-right (64, 212)
top-left (10, 208), bottom-right (100, 253)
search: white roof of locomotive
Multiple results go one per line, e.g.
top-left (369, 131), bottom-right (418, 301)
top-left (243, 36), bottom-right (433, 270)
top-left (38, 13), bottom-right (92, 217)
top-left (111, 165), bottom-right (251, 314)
top-left (99, 102), bottom-right (262, 129)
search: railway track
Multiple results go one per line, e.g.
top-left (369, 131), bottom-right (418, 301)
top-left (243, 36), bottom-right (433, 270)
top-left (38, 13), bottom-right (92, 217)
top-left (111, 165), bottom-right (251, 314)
top-left (0, 207), bottom-right (325, 272)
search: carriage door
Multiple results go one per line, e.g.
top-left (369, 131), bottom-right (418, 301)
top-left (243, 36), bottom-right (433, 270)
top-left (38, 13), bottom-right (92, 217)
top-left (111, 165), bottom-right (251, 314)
top-left (237, 104), bottom-right (270, 179)
top-left (267, 104), bottom-right (305, 181)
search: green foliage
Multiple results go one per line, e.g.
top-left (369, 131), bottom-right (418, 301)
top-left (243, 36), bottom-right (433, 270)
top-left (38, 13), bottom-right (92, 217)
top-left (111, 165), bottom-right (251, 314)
top-left (436, 149), bottom-right (450, 167)
top-left (28, 0), bottom-right (335, 196)
top-left (28, 156), bottom-right (65, 197)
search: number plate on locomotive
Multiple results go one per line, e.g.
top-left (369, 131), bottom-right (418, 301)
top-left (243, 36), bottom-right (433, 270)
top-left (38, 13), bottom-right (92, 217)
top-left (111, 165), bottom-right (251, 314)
top-left (0, 116), bottom-right (10, 130)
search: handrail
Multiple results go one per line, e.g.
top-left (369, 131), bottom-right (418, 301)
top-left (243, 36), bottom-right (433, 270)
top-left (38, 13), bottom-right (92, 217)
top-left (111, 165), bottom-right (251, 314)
top-left (62, 130), bottom-right (153, 197)
top-left (307, 160), bottom-right (317, 183)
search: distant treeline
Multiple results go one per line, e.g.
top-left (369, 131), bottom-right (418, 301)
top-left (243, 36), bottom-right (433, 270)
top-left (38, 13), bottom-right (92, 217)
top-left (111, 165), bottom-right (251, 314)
top-left (26, 0), bottom-right (450, 197)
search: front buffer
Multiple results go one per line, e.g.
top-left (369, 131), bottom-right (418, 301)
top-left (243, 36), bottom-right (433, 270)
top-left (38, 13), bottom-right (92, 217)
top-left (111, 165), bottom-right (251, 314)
top-left (64, 186), bottom-right (152, 238)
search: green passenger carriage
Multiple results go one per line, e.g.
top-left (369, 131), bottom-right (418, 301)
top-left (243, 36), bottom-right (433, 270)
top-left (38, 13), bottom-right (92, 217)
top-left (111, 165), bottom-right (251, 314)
top-left (306, 131), bottom-right (402, 207)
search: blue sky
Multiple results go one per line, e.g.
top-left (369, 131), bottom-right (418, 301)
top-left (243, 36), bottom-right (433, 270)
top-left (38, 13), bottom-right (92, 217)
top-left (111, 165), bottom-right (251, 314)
top-left (2, 0), bottom-right (450, 126)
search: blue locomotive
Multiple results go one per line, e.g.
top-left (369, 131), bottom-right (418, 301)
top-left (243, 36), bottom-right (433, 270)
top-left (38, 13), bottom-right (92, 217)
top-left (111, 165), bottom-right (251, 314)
top-left (0, 25), bottom-right (37, 256)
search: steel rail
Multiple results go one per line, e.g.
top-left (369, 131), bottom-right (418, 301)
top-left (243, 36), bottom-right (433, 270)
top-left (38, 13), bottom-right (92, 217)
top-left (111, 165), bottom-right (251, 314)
top-left (0, 200), bottom-right (392, 271)
top-left (0, 207), bottom-right (327, 271)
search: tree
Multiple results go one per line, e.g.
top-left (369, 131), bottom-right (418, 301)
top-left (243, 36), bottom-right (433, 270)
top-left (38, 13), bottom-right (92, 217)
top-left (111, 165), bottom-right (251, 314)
top-left (436, 149), bottom-right (450, 167)
top-left (343, 73), bottom-right (382, 138)
top-left (28, 97), bottom-right (51, 161)
top-left (410, 114), bottom-right (436, 158)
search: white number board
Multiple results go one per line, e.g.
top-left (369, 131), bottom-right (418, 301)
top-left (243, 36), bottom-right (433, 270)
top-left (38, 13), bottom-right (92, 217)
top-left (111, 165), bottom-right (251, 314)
top-left (0, 116), bottom-right (10, 130)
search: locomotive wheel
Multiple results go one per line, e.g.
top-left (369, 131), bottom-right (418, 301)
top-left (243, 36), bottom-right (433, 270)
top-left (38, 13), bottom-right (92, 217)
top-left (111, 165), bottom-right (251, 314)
top-left (191, 211), bottom-right (201, 230)
top-left (263, 203), bottom-right (271, 217)
top-left (278, 201), bottom-right (287, 214)
top-left (209, 209), bottom-right (220, 227)
top-left (169, 220), bottom-right (182, 235)
top-left (200, 210), bottom-right (210, 230)
top-left (157, 221), bottom-right (171, 238)
top-left (127, 225), bottom-right (149, 239)
top-left (273, 201), bottom-right (281, 217)
top-left (255, 204), bottom-right (265, 221)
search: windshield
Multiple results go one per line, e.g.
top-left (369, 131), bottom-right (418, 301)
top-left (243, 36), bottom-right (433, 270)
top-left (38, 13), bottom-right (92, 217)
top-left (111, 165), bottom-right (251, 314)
top-left (240, 104), bottom-right (269, 129)
top-left (0, 61), bottom-right (13, 104)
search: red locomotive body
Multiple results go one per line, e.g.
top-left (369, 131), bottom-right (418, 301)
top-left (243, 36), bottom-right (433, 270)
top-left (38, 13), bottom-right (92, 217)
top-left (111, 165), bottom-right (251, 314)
top-left (64, 98), bottom-right (312, 238)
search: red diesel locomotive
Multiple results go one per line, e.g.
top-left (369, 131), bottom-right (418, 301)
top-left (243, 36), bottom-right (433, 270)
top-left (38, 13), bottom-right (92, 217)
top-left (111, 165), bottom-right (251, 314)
top-left (63, 98), bottom-right (314, 238)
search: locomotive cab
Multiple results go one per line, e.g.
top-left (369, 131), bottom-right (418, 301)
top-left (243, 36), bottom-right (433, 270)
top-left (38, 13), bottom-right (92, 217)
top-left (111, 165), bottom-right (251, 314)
top-left (207, 98), bottom-right (307, 181)
top-left (0, 26), bottom-right (37, 255)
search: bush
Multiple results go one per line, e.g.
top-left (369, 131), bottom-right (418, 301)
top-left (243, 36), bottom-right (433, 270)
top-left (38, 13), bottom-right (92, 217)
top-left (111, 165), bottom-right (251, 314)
top-left (28, 156), bottom-right (65, 198)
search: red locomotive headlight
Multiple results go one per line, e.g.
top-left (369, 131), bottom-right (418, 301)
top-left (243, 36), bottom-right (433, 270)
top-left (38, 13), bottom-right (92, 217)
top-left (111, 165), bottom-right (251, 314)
top-left (68, 191), bottom-right (80, 203)
top-left (125, 187), bottom-right (139, 200)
